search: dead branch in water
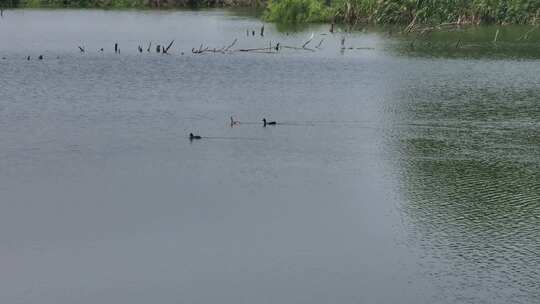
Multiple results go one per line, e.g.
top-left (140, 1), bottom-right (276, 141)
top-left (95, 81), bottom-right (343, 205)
top-left (493, 29), bottom-right (500, 43)
top-left (302, 33), bottom-right (315, 48)
top-left (163, 40), bottom-right (175, 54)
top-left (192, 38), bottom-right (238, 54)
top-left (192, 34), bottom-right (322, 55)
top-left (315, 38), bottom-right (325, 49)
top-left (224, 38), bottom-right (238, 51)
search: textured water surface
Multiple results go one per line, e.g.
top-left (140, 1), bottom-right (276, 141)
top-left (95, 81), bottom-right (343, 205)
top-left (0, 9), bottom-right (539, 304)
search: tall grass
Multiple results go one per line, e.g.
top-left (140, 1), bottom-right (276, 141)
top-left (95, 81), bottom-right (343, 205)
top-left (4, 0), bottom-right (540, 24)
top-left (264, 0), bottom-right (540, 24)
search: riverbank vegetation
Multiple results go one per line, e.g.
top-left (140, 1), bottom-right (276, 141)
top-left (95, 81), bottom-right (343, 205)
top-left (2, 0), bottom-right (539, 25)
top-left (2, 0), bottom-right (264, 9)
top-left (265, 0), bottom-right (540, 25)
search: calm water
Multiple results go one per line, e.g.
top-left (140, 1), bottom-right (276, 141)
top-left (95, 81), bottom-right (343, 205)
top-left (0, 9), bottom-right (539, 304)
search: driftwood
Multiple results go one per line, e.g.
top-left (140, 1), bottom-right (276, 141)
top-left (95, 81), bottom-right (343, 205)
top-left (193, 33), bottom-right (321, 55)
top-left (192, 38), bottom-right (238, 54)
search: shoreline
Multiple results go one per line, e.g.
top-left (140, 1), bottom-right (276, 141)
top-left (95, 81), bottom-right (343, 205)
top-left (2, 2), bottom-right (539, 26)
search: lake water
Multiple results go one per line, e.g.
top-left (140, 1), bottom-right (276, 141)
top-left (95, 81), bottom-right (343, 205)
top-left (0, 9), bottom-right (539, 304)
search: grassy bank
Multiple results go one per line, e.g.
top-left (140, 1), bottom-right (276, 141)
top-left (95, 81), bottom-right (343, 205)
top-left (2, 0), bottom-right (539, 25)
top-left (2, 0), bottom-right (264, 9)
top-left (264, 0), bottom-right (540, 25)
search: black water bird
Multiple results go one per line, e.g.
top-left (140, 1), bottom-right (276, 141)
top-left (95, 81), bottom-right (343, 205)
top-left (252, 30), bottom-right (255, 36)
top-left (27, 56), bottom-right (30, 60)
top-left (138, 45), bottom-right (143, 53)
top-left (38, 55), bottom-right (43, 60)
top-left (260, 25), bottom-right (264, 37)
top-left (99, 48), bottom-right (104, 52)
top-left (156, 45), bottom-right (161, 53)
top-left (262, 118), bottom-right (276, 126)
top-left (189, 133), bottom-right (202, 140)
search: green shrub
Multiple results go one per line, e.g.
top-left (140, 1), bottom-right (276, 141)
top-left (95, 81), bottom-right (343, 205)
top-left (264, 0), bottom-right (332, 23)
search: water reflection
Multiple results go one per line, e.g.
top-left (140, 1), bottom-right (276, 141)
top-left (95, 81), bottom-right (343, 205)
top-left (391, 25), bottom-right (540, 59)
top-left (389, 60), bottom-right (540, 303)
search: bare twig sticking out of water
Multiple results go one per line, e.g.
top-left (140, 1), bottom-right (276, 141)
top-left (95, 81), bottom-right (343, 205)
top-left (192, 38), bottom-right (238, 54)
top-left (302, 33), bottom-right (315, 48)
top-left (147, 41), bottom-right (152, 52)
top-left (225, 38), bottom-right (238, 51)
top-left (315, 38), bottom-right (325, 49)
top-left (493, 29), bottom-right (500, 43)
top-left (78, 46), bottom-right (85, 53)
top-left (163, 40), bottom-right (174, 54)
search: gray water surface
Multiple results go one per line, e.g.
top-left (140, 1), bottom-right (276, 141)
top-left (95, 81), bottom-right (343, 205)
top-left (0, 9), bottom-right (539, 304)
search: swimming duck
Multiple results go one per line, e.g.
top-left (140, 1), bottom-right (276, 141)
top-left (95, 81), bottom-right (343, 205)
top-left (189, 133), bottom-right (202, 140)
top-left (262, 118), bottom-right (276, 126)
